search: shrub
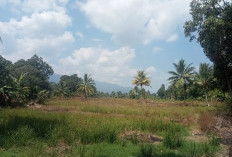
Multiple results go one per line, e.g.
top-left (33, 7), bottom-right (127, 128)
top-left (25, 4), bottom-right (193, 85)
top-left (163, 130), bottom-right (185, 149)
top-left (202, 136), bottom-right (221, 157)
top-left (181, 141), bottom-right (203, 157)
top-left (136, 144), bottom-right (154, 157)
top-left (37, 90), bottom-right (50, 104)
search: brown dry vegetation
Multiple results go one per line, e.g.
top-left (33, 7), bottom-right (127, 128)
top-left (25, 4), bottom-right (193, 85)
top-left (1, 97), bottom-right (228, 157)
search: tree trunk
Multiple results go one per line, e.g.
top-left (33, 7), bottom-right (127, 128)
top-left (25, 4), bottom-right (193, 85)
top-left (205, 94), bottom-right (210, 107)
top-left (225, 70), bottom-right (232, 98)
top-left (84, 91), bottom-right (87, 101)
top-left (183, 84), bottom-right (186, 105)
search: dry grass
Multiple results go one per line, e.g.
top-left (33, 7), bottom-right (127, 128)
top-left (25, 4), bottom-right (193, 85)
top-left (198, 112), bottom-right (216, 133)
top-left (0, 97), bottom-right (221, 157)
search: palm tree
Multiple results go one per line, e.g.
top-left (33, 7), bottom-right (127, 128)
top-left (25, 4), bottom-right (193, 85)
top-left (132, 70), bottom-right (151, 99)
top-left (195, 63), bottom-right (214, 107)
top-left (168, 59), bottom-right (195, 102)
top-left (55, 81), bottom-right (70, 98)
top-left (77, 74), bottom-right (96, 100)
top-left (132, 70), bottom-right (151, 89)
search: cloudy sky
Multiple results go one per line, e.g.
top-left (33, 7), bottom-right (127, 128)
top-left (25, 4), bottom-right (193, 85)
top-left (0, 0), bottom-right (211, 92)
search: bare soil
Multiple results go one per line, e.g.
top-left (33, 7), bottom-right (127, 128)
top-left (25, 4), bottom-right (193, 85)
top-left (212, 115), bottom-right (232, 157)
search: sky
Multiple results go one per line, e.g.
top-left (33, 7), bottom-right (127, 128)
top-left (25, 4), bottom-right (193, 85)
top-left (0, 0), bottom-right (211, 92)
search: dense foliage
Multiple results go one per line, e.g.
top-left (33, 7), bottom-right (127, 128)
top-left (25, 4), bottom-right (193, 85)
top-left (184, 0), bottom-right (232, 97)
top-left (0, 55), bottom-right (54, 106)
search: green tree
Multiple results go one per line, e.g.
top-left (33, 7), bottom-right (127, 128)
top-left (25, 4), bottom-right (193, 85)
top-left (110, 91), bottom-right (116, 98)
top-left (27, 54), bottom-right (54, 78)
top-left (132, 71), bottom-right (151, 89)
top-left (59, 74), bottom-right (81, 93)
top-left (0, 55), bottom-right (12, 87)
top-left (157, 84), bottom-right (166, 99)
top-left (54, 82), bottom-right (70, 98)
top-left (9, 55), bottom-right (54, 99)
top-left (10, 73), bottom-right (30, 104)
top-left (168, 59), bottom-right (195, 101)
top-left (195, 63), bottom-right (214, 106)
top-left (77, 74), bottom-right (96, 100)
top-left (184, 0), bottom-right (232, 97)
top-left (129, 86), bottom-right (140, 99)
top-left (132, 70), bottom-right (151, 99)
top-left (0, 86), bottom-right (12, 107)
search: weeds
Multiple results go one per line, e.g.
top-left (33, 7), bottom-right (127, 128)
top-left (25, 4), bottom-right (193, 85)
top-left (181, 141), bottom-right (203, 157)
top-left (136, 144), bottom-right (154, 157)
top-left (163, 130), bottom-right (185, 149)
top-left (0, 98), bottom-right (221, 157)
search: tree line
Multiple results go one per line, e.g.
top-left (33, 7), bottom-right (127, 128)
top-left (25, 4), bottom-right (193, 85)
top-left (0, 0), bottom-right (231, 109)
top-left (0, 54), bottom-right (96, 107)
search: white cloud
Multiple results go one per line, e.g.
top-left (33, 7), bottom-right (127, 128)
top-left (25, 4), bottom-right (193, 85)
top-left (76, 31), bottom-right (84, 38)
top-left (0, 11), bottom-right (71, 38)
top-left (79, 0), bottom-right (191, 45)
top-left (58, 47), bottom-right (137, 86)
top-left (146, 66), bottom-right (156, 75)
top-left (93, 38), bottom-right (103, 42)
top-left (3, 0), bottom-right (69, 13)
top-left (166, 34), bottom-right (178, 42)
top-left (0, 10), bottom-right (74, 62)
top-left (152, 46), bottom-right (162, 54)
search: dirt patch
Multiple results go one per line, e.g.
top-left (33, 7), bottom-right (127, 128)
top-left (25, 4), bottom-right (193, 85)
top-left (187, 129), bottom-right (208, 142)
top-left (212, 116), bottom-right (232, 145)
top-left (46, 140), bottom-right (71, 155)
top-left (43, 107), bottom-right (72, 112)
top-left (120, 131), bottom-right (162, 144)
top-left (210, 115), bottom-right (232, 157)
top-left (27, 102), bottom-right (43, 108)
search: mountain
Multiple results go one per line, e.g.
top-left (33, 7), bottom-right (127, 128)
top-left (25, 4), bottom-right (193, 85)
top-left (95, 81), bottom-right (131, 93)
top-left (49, 74), bottom-right (132, 93)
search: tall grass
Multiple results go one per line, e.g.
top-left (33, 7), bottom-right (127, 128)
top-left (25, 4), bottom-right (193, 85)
top-left (0, 98), bottom-right (221, 157)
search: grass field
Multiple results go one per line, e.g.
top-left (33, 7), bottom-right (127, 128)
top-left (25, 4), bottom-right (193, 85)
top-left (0, 98), bottom-right (221, 157)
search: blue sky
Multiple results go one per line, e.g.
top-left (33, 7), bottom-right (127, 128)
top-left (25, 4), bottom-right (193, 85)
top-left (0, 0), bottom-right (211, 92)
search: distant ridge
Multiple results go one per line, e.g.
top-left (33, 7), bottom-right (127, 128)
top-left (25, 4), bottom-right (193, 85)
top-left (49, 74), bottom-right (131, 93)
top-left (95, 81), bottom-right (131, 93)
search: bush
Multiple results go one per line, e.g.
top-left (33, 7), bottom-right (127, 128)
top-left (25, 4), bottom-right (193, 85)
top-left (202, 136), bottom-right (221, 157)
top-left (181, 141), bottom-right (203, 157)
top-left (163, 130), bottom-right (185, 149)
top-left (37, 90), bottom-right (50, 104)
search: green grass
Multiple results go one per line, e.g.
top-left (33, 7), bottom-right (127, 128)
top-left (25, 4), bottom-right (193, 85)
top-left (0, 98), bottom-right (221, 156)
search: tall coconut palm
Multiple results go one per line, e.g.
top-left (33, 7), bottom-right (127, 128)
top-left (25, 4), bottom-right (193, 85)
top-left (77, 74), bottom-right (96, 100)
top-left (195, 63), bottom-right (214, 107)
top-left (168, 59), bottom-right (195, 101)
top-left (132, 70), bottom-right (151, 89)
top-left (132, 70), bottom-right (151, 99)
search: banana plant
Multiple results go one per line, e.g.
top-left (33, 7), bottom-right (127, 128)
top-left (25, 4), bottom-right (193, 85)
top-left (10, 73), bottom-right (30, 104)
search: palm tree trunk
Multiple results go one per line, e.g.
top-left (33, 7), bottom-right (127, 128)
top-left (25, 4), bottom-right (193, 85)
top-left (205, 94), bottom-right (210, 107)
top-left (183, 84), bottom-right (186, 105)
top-left (84, 90), bottom-right (87, 100)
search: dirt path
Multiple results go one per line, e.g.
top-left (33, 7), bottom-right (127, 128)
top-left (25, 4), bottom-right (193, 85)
top-left (212, 115), bottom-right (232, 157)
